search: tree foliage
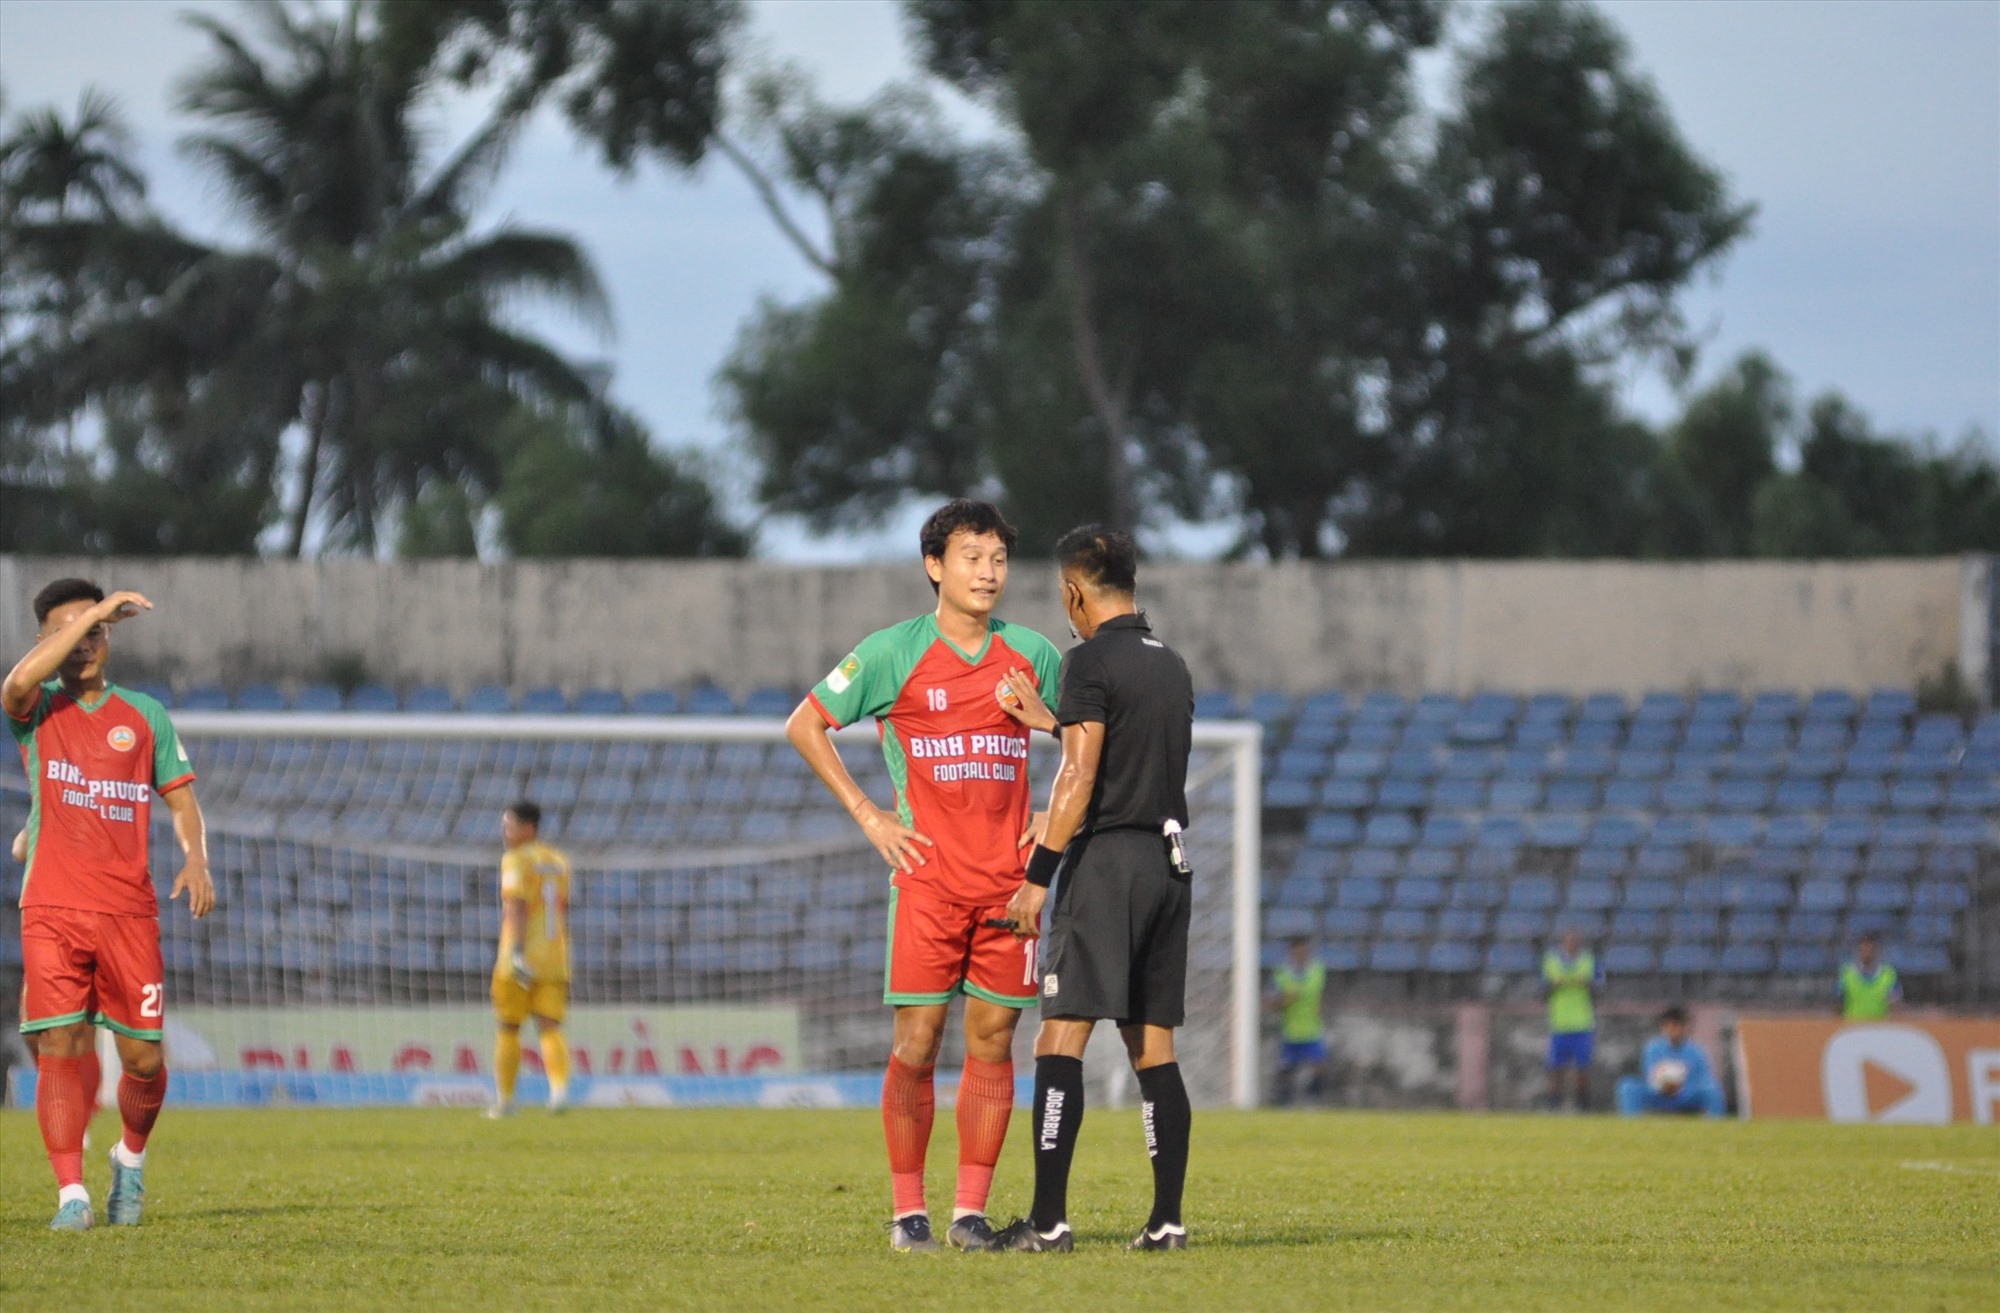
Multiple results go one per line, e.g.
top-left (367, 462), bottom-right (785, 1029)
top-left (723, 0), bottom-right (1773, 556)
top-left (0, 0), bottom-right (748, 558)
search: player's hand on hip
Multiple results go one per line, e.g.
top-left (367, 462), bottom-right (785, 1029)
top-left (98, 590), bottom-right (152, 624)
top-left (1019, 809), bottom-right (1048, 850)
top-left (996, 666), bottom-right (1057, 734)
top-left (857, 805), bottom-right (933, 872)
top-left (173, 862), bottom-right (216, 918)
top-left (1004, 881), bottom-right (1046, 939)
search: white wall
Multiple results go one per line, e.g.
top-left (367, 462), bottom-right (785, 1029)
top-left (0, 555), bottom-right (1985, 698)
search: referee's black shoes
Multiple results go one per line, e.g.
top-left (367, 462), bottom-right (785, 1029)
top-left (991, 1218), bottom-right (1074, 1252)
top-left (1129, 1222), bottom-right (1189, 1251)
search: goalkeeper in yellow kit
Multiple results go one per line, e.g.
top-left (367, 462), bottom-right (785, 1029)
top-left (487, 801), bottom-right (573, 1116)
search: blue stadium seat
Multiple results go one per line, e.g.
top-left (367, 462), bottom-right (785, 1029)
top-left (1715, 779), bottom-right (1772, 811)
top-left (1426, 941), bottom-right (1480, 973)
top-left (1432, 780), bottom-right (1488, 810)
top-left (1376, 778), bottom-right (1430, 810)
top-left (1483, 943), bottom-right (1537, 974)
top-left (1322, 907), bottom-right (1374, 938)
top-left (1911, 714), bottom-right (1964, 750)
top-left (1289, 719), bottom-right (1344, 750)
top-left (1718, 943), bottom-right (1775, 974)
top-left (1436, 908), bottom-right (1489, 938)
top-left (1448, 878), bottom-right (1504, 910)
top-left (1723, 877), bottom-right (1791, 911)
top-left (685, 685), bottom-right (736, 715)
top-left (1275, 877), bottom-right (1329, 909)
top-left (1626, 723), bottom-right (1677, 752)
top-left (569, 688), bottom-right (625, 715)
top-left (1681, 721), bottom-right (1737, 751)
top-left (1306, 812), bottom-right (1361, 846)
top-left (1751, 844), bottom-right (1808, 877)
top-left (1831, 778), bottom-right (1886, 811)
top-left (1611, 908), bottom-right (1664, 939)
top-left (1727, 910), bottom-right (1782, 941)
top-left (1852, 879), bottom-right (1910, 912)
top-left (1336, 877), bottom-right (1389, 910)
top-left (342, 683), bottom-right (395, 712)
top-left (458, 684), bottom-right (510, 713)
top-left (1669, 908), bottom-right (1722, 941)
top-left (1749, 690), bottom-right (1803, 721)
top-left (1367, 941), bottom-right (1423, 972)
top-left (1332, 748), bottom-right (1388, 779)
top-left (1679, 877), bottom-right (1727, 910)
top-left (1391, 877), bottom-right (1446, 909)
top-left (1865, 846), bottom-right (1922, 878)
top-left (1320, 780), bottom-right (1384, 808)
top-left (1486, 780), bottom-right (1542, 810)
top-left (1704, 815), bottom-right (1763, 847)
top-left (1623, 878), bottom-right (1678, 911)
top-left (1797, 723), bottom-right (1851, 752)
top-left (1363, 813), bottom-right (1417, 846)
top-left (1659, 778), bottom-right (1714, 811)
top-left (1935, 814), bottom-right (1992, 846)
top-left (1405, 848), bottom-right (1458, 880)
top-left (1660, 942), bottom-right (1716, 973)
top-left (1795, 881), bottom-right (1849, 914)
top-left (1602, 779), bottom-right (1660, 809)
top-left (1195, 691), bottom-right (1239, 720)
top-left (1351, 848), bottom-right (1402, 879)
top-left (1927, 844), bottom-right (1982, 878)
top-left (1573, 846), bottom-right (1627, 878)
top-left (1247, 690), bottom-right (1295, 723)
top-left (1564, 878), bottom-right (1619, 911)
top-left (397, 684), bottom-right (452, 712)
top-left (1505, 877), bottom-right (1559, 910)
top-left (1903, 914), bottom-right (1956, 947)
top-left (1264, 780), bottom-right (1317, 809)
top-left (1512, 720), bottom-right (1564, 749)
top-left (619, 688), bottom-right (676, 715)
top-left (742, 687), bottom-right (795, 717)
top-left (234, 683), bottom-right (286, 711)
top-left (1377, 908), bottom-right (1431, 939)
top-left (1776, 942), bottom-right (1832, 974)
top-left (1740, 722), bottom-right (1793, 751)
top-left (1913, 880), bottom-right (1971, 912)
top-left (1603, 943), bottom-right (1657, 973)
top-left (1892, 946), bottom-right (1951, 975)
top-left (1347, 722), bottom-right (1399, 749)
top-left (180, 684), bottom-right (230, 710)
top-left (1519, 815), bottom-right (1581, 848)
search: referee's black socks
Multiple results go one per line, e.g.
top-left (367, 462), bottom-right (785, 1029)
top-left (1136, 1062), bottom-right (1190, 1230)
top-left (1029, 1055), bottom-right (1084, 1231)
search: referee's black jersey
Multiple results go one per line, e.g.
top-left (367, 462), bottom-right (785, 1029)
top-left (1053, 612), bottom-right (1195, 832)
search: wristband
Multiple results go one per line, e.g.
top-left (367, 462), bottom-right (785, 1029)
top-left (1024, 843), bottom-right (1064, 888)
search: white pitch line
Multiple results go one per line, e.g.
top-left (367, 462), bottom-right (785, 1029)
top-left (1900, 1160), bottom-right (2000, 1179)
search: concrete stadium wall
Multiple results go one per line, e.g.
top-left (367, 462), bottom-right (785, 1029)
top-left (0, 555), bottom-right (1988, 700)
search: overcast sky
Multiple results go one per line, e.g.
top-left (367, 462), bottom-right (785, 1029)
top-left (1, 0), bottom-right (1995, 559)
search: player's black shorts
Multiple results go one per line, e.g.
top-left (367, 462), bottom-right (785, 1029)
top-left (1038, 829), bottom-right (1189, 1027)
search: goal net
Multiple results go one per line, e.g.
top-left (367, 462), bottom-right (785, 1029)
top-left (3, 714), bottom-right (1261, 1109)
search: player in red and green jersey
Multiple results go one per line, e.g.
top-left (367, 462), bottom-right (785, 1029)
top-left (787, 499), bottom-right (1062, 1253)
top-left (4, 578), bottom-right (215, 1232)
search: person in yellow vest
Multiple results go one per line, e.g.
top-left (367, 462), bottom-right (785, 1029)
top-left (487, 800), bottom-right (574, 1117)
top-left (1542, 928), bottom-right (1602, 1112)
top-left (1269, 937), bottom-right (1328, 1106)
top-left (1837, 933), bottom-right (1900, 1021)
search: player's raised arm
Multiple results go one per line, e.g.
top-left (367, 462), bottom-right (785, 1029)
top-left (160, 783), bottom-right (215, 919)
top-left (785, 700), bottom-right (933, 872)
top-left (3, 589), bottom-right (150, 720)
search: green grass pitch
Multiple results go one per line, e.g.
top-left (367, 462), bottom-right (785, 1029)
top-left (3, 1106), bottom-right (1995, 1311)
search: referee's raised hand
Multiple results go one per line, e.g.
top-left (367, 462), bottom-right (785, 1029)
top-left (852, 801), bottom-right (934, 873)
top-left (996, 666), bottom-right (1058, 734)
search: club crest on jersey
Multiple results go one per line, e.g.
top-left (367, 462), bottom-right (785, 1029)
top-left (106, 725), bottom-right (137, 752)
top-left (826, 654), bottom-right (861, 695)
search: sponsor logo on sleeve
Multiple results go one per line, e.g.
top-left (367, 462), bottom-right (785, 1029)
top-left (107, 726), bottom-right (137, 752)
top-left (826, 654), bottom-right (862, 695)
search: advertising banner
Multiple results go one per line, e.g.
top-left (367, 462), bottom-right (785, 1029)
top-left (1734, 1017), bottom-right (2000, 1123)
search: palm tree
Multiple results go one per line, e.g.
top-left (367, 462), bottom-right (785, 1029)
top-left (165, 0), bottom-right (612, 554)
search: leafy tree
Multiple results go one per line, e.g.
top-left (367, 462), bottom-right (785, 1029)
top-left (722, 0), bottom-right (1751, 557)
top-left (495, 407), bottom-right (749, 557)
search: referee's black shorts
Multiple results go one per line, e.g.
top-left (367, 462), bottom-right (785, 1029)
top-left (1037, 829), bottom-right (1190, 1027)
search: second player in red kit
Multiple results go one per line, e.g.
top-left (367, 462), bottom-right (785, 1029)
top-left (6, 579), bottom-right (215, 1232)
top-left (788, 500), bottom-right (1061, 1252)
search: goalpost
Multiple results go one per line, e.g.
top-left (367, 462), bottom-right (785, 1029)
top-left (16, 713), bottom-right (1261, 1110)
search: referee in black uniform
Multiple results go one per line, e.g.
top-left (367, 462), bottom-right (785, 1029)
top-left (989, 525), bottom-right (1196, 1253)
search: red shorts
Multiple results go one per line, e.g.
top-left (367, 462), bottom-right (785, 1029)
top-left (884, 884), bottom-right (1038, 1008)
top-left (20, 906), bottom-right (166, 1041)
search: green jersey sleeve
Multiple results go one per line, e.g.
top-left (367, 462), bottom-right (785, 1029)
top-left (1021, 627), bottom-right (1064, 708)
top-left (134, 693), bottom-right (195, 787)
top-left (809, 626), bottom-right (910, 728)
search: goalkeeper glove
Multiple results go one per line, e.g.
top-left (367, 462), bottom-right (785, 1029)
top-left (509, 951), bottom-right (533, 987)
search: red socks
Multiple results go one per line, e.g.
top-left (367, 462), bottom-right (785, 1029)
top-left (883, 1055), bottom-right (936, 1216)
top-left (36, 1054), bottom-right (91, 1188)
top-left (954, 1057), bottom-right (1014, 1216)
top-left (118, 1068), bottom-right (169, 1155)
